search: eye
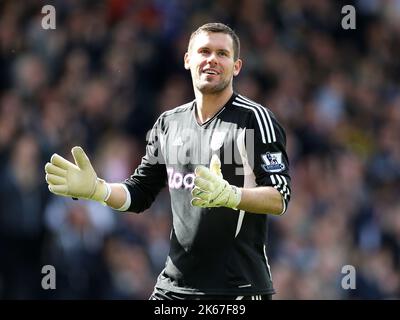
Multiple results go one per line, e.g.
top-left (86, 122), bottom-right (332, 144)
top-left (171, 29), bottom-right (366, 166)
top-left (199, 48), bottom-right (210, 55)
top-left (218, 51), bottom-right (228, 57)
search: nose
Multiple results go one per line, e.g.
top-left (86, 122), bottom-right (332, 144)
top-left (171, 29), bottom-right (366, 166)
top-left (206, 52), bottom-right (218, 65)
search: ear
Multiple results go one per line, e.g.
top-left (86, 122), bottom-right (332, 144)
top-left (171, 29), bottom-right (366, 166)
top-left (184, 52), bottom-right (190, 70)
top-left (233, 58), bottom-right (242, 77)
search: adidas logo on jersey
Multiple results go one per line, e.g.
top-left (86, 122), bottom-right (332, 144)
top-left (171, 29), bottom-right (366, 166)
top-left (172, 136), bottom-right (184, 146)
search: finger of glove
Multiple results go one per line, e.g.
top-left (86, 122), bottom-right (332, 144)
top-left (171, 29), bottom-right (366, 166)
top-left (191, 187), bottom-right (210, 200)
top-left (45, 163), bottom-right (67, 177)
top-left (210, 154), bottom-right (222, 177)
top-left (194, 177), bottom-right (213, 191)
top-left (72, 146), bottom-right (93, 171)
top-left (191, 198), bottom-right (209, 207)
top-left (51, 154), bottom-right (77, 171)
top-left (195, 165), bottom-right (217, 182)
top-left (48, 184), bottom-right (68, 195)
top-left (46, 173), bottom-right (66, 185)
top-left (210, 187), bottom-right (229, 206)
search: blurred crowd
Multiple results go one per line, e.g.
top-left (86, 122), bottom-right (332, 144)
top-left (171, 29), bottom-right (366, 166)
top-left (0, 0), bottom-right (399, 299)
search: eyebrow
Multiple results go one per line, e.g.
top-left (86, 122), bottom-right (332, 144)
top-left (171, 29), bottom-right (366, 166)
top-left (197, 46), bottom-right (231, 55)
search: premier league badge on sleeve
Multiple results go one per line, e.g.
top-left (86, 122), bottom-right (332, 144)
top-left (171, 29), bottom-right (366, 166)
top-left (261, 152), bottom-right (285, 173)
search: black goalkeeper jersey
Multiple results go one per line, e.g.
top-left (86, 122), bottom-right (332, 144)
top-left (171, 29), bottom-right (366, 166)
top-left (123, 92), bottom-right (291, 295)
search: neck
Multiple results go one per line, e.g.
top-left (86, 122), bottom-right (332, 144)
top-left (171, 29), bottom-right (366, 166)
top-left (194, 87), bottom-right (233, 124)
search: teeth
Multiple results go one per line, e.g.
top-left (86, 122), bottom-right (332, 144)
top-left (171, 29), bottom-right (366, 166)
top-left (204, 70), bottom-right (218, 75)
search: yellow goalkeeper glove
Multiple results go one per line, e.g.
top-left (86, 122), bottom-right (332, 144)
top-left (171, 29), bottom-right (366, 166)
top-left (44, 146), bottom-right (110, 204)
top-left (191, 154), bottom-right (242, 209)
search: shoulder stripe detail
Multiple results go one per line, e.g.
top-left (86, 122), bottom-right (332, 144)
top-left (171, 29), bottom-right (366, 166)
top-left (162, 102), bottom-right (193, 117)
top-left (232, 101), bottom-right (268, 143)
top-left (237, 95), bottom-right (277, 143)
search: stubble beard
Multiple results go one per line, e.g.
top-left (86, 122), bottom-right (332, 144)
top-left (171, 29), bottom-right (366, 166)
top-left (195, 77), bottom-right (231, 95)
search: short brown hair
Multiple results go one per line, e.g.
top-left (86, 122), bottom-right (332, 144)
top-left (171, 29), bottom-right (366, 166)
top-left (188, 23), bottom-right (240, 61)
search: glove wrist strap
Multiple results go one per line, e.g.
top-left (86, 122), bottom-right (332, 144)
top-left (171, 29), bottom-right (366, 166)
top-left (91, 178), bottom-right (110, 205)
top-left (229, 186), bottom-right (242, 210)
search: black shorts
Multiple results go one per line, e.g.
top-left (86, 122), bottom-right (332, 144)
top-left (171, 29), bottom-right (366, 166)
top-left (149, 287), bottom-right (272, 300)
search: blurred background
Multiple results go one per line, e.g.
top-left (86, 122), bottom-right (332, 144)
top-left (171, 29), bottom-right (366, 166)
top-left (0, 0), bottom-right (399, 299)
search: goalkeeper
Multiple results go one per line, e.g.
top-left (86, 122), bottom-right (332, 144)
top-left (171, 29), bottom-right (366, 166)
top-left (45, 23), bottom-right (291, 300)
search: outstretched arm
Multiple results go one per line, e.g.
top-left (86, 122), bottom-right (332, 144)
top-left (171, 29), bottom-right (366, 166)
top-left (191, 154), bottom-right (285, 215)
top-left (45, 146), bottom-right (131, 210)
top-left (105, 183), bottom-right (130, 210)
top-left (237, 186), bottom-right (283, 215)
top-left (45, 146), bottom-right (109, 203)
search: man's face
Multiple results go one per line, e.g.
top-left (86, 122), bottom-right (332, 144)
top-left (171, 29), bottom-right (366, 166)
top-left (184, 31), bottom-right (242, 94)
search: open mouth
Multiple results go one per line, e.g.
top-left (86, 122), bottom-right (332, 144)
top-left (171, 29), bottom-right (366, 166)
top-left (202, 68), bottom-right (220, 75)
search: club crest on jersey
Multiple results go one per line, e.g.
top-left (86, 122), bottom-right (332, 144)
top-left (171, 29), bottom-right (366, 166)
top-left (261, 152), bottom-right (285, 173)
top-left (210, 131), bottom-right (226, 151)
